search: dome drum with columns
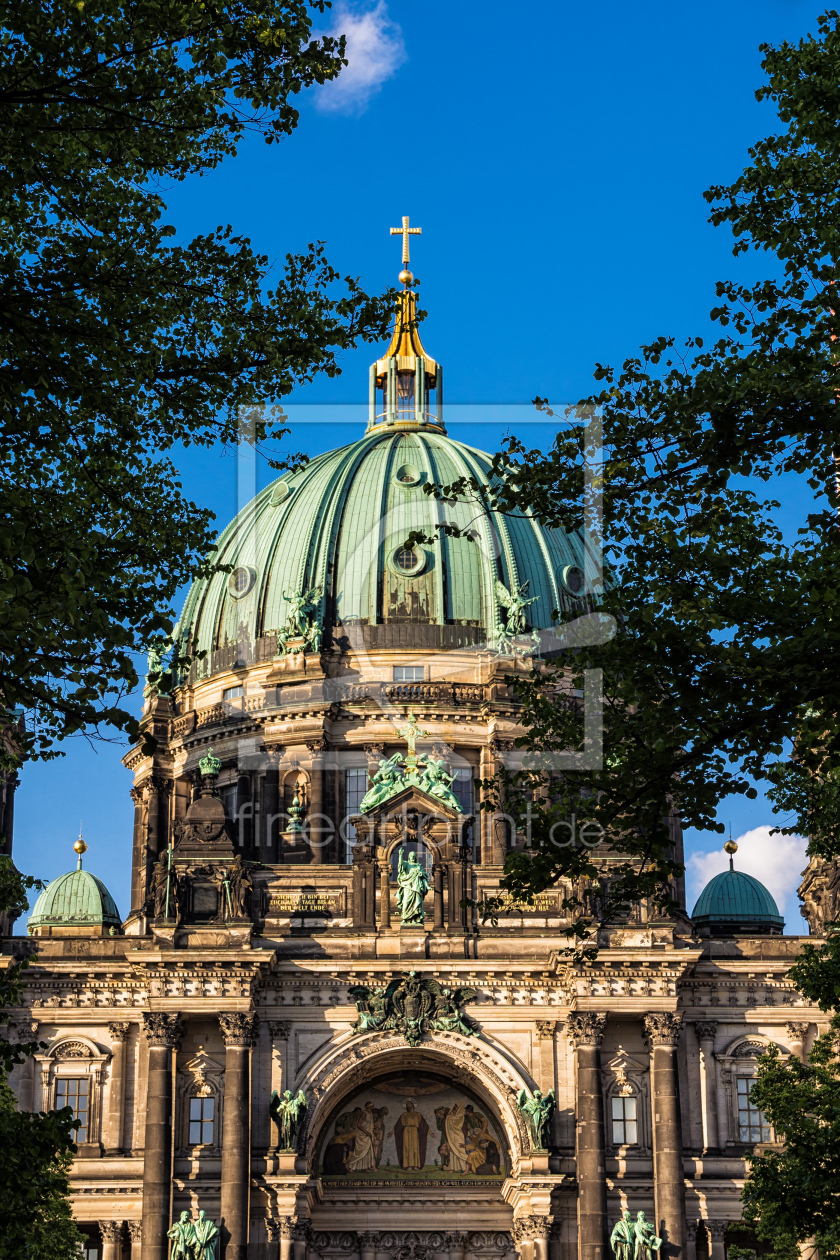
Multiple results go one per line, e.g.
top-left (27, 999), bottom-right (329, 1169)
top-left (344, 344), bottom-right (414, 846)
top-left (1, 224), bottom-right (830, 1260)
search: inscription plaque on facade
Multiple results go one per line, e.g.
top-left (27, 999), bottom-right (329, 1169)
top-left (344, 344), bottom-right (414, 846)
top-left (477, 889), bottom-right (561, 915)
top-left (268, 889), bottom-right (346, 915)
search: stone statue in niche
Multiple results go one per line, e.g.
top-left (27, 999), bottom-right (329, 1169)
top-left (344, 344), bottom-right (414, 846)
top-left (270, 1088), bottom-right (308, 1150)
top-left (396, 851), bottom-right (430, 926)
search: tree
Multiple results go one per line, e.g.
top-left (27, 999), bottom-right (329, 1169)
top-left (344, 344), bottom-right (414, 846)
top-left (423, 11), bottom-right (840, 931)
top-left (0, 0), bottom-right (394, 767)
top-left (733, 933), bottom-right (840, 1260)
top-left (0, 856), bottom-right (80, 1259)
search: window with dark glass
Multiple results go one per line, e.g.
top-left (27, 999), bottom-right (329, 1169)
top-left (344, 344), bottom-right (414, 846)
top-left (80, 1242), bottom-right (100, 1260)
top-left (344, 767), bottom-right (368, 859)
top-left (56, 1077), bottom-right (89, 1142)
top-left (189, 1096), bottom-right (215, 1145)
top-left (737, 1077), bottom-right (772, 1142)
top-left (611, 1094), bottom-right (638, 1145)
top-left (396, 372), bottom-right (415, 419)
top-left (395, 546), bottom-right (417, 571)
top-left (223, 685), bottom-right (244, 703)
top-left (221, 784), bottom-right (238, 822)
top-left (393, 666), bottom-right (424, 682)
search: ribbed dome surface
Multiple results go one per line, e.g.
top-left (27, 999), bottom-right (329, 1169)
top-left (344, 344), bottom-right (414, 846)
top-left (177, 427), bottom-right (592, 667)
top-left (28, 868), bottom-right (121, 932)
top-left (691, 869), bottom-right (784, 929)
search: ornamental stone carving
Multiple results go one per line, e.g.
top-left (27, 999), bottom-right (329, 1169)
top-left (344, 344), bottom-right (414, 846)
top-left (733, 1040), bottom-right (771, 1058)
top-left (705, 1222), bottom-right (728, 1240)
top-left (127, 1221), bottom-right (142, 1244)
top-left (695, 1020), bottom-right (718, 1042)
top-left (268, 1020), bottom-right (291, 1041)
top-left (218, 1012), bottom-right (258, 1047)
top-left (565, 1012), bottom-right (607, 1048)
top-left (53, 1040), bottom-right (93, 1059)
top-left (786, 1021), bottom-right (810, 1040)
top-left (643, 1012), bottom-right (683, 1047)
top-left (99, 1221), bottom-right (123, 1244)
top-left (108, 1021), bottom-right (131, 1042)
top-left (535, 1020), bottom-right (559, 1040)
top-left (348, 971), bottom-right (479, 1045)
top-left (142, 1013), bottom-right (183, 1047)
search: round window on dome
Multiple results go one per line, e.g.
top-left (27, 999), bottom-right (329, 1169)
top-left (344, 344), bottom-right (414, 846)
top-left (561, 564), bottom-right (586, 597)
top-left (270, 480), bottom-right (293, 506)
top-left (394, 463), bottom-right (422, 487)
top-left (390, 545), bottom-right (426, 577)
top-left (228, 566), bottom-right (256, 599)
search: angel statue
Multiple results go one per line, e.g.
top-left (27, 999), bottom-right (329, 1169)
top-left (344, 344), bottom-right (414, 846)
top-left (358, 753), bottom-right (405, 813)
top-left (418, 756), bottom-right (462, 812)
top-left (516, 1086), bottom-right (555, 1150)
top-left (271, 1088), bottom-right (308, 1151)
top-left (284, 585), bottom-right (322, 638)
top-left (494, 579), bottom-right (538, 636)
top-left (430, 984), bottom-right (480, 1036)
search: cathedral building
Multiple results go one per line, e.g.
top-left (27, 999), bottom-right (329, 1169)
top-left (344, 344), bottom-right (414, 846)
top-left (1, 231), bottom-right (829, 1260)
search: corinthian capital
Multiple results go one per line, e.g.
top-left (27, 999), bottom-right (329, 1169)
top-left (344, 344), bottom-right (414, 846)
top-left (219, 1012), bottom-right (258, 1047)
top-left (565, 1012), bottom-right (607, 1048)
top-left (142, 1012), bottom-right (182, 1047)
top-left (694, 1020), bottom-right (718, 1043)
top-left (643, 1012), bottom-right (683, 1047)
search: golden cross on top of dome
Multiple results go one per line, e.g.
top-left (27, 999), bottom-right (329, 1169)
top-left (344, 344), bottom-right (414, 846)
top-left (390, 215), bottom-right (421, 287)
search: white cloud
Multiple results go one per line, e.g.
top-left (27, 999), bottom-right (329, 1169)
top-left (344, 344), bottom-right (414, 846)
top-left (313, 2), bottom-right (407, 116)
top-left (685, 825), bottom-right (809, 924)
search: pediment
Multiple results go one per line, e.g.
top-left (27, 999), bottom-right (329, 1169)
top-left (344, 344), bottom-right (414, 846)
top-left (606, 1048), bottom-right (649, 1079)
top-left (183, 1049), bottom-right (225, 1077)
top-left (362, 783), bottom-right (468, 822)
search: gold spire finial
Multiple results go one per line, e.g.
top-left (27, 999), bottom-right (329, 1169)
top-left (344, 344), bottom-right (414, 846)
top-left (724, 835), bottom-right (738, 870)
top-left (390, 215), bottom-right (421, 286)
top-left (74, 823), bottom-right (87, 869)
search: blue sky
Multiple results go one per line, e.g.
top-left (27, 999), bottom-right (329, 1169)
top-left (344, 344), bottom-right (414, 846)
top-left (15, 0), bottom-right (821, 927)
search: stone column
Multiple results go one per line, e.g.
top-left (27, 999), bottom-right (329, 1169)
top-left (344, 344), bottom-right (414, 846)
top-left (448, 1231), bottom-right (467, 1260)
top-left (265, 1219), bottom-right (282, 1260)
top-left (787, 1021), bottom-right (810, 1062)
top-left (643, 1013), bottom-right (687, 1258)
top-left (279, 1218), bottom-right (294, 1260)
top-left (128, 1220), bottom-right (143, 1257)
top-left (100, 1221), bottom-right (123, 1260)
top-left (359, 1231), bottom-right (378, 1260)
top-left (705, 1221), bottom-right (726, 1260)
top-left (532, 1219), bottom-right (551, 1260)
top-left (292, 1218), bottom-right (309, 1260)
top-left (106, 1021), bottom-right (131, 1154)
top-left (306, 740), bottom-right (327, 862)
top-left (379, 862), bottom-right (392, 929)
top-left (130, 784), bottom-right (145, 913)
top-left (219, 1012), bottom-right (257, 1260)
top-left (695, 1021), bottom-right (719, 1153)
top-left (140, 1013), bottom-right (182, 1260)
top-left (684, 1221), bottom-right (698, 1260)
top-left (566, 1012), bottom-right (608, 1260)
top-left (264, 751), bottom-right (282, 863)
top-left (433, 862), bottom-right (445, 930)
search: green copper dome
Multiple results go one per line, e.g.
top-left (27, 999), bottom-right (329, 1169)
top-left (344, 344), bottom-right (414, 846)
top-left (691, 867), bottom-right (784, 935)
top-left (177, 427), bottom-right (594, 673)
top-left (28, 865), bottom-right (121, 936)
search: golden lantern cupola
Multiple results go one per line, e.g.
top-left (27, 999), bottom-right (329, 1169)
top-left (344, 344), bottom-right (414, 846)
top-left (368, 216), bottom-right (444, 432)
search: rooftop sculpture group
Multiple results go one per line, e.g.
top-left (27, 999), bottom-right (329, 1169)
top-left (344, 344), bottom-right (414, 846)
top-left (276, 585), bottom-right (323, 656)
top-left (358, 712), bottom-right (463, 814)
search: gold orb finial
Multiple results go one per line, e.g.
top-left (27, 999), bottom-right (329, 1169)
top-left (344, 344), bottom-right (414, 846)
top-left (399, 268), bottom-right (414, 287)
top-left (724, 840), bottom-right (738, 856)
top-left (74, 838), bottom-right (87, 856)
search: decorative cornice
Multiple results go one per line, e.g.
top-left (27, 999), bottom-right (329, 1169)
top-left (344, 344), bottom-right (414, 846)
top-left (142, 1012), bottom-right (183, 1047)
top-left (219, 1012), bottom-right (258, 1047)
top-left (643, 1012), bottom-right (683, 1048)
top-left (565, 1012), bottom-right (607, 1048)
top-left (108, 1021), bottom-right (131, 1043)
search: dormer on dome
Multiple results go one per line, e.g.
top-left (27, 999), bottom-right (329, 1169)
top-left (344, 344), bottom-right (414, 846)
top-left (369, 216), bottom-right (443, 432)
top-left (691, 840), bottom-right (784, 937)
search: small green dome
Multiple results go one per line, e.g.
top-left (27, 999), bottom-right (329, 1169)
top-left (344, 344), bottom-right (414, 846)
top-left (692, 867), bottom-right (784, 935)
top-left (28, 866), bottom-right (121, 935)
